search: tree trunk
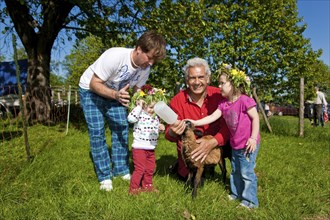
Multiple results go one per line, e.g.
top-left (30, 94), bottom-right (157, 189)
top-left (24, 54), bottom-right (52, 123)
top-left (299, 78), bottom-right (304, 137)
top-left (252, 87), bottom-right (272, 133)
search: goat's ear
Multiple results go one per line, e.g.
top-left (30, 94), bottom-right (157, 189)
top-left (194, 129), bottom-right (203, 138)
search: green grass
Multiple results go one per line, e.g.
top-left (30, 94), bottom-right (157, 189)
top-left (1, 116), bottom-right (329, 219)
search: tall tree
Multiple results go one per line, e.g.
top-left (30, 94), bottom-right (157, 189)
top-left (3, 0), bottom-right (130, 122)
top-left (131, 0), bottom-right (322, 104)
top-left (4, 0), bottom-right (76, 122)
top-left (205, 0), bottom-right (321, 105)
top-left (304, 60), bottom-right (330, 100)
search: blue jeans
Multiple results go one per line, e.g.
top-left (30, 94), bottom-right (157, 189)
top-left (230, 145), bottom-right (259, 208)
top-left (79, 88), bottom-right (130, 182)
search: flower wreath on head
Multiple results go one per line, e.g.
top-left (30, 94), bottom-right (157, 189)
top-left (218, 63), bottom-right (251, 95)
top-left (129, 84), bottom-right (168, 112)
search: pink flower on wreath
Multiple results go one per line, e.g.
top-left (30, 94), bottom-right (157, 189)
top-left (140, 84), bottom-right (153, 94)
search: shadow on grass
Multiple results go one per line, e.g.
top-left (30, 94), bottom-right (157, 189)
top-left (1, 130), bottom-right (23, 141)
top-left (86, 143), bottom-right (231, 189)
top-left (156, 154), bottom-right (177, 176)
top-left (155, 154), bottom-right (231, 190)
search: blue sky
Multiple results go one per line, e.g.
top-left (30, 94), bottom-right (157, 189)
top-left (297, 0), bottom-right (330, 66)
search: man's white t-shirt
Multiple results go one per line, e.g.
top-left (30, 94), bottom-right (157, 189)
top-left (315, 91), bottom-right (328, 106)
top-left (79, 47), bottom-right (150, 91)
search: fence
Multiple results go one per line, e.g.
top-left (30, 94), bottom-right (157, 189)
top-left (1, 86), bottom-right (84, 153)
top-left (0, 85), bottom-right (80, 119)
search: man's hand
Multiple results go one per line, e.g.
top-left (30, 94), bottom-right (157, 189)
top-left (116, 84), bottom-right (130, 107)
top-left (169, 120), bottom-right (186, 137)
top-left (90, 74), bottom-right (130, 107)
top-left (191, 137), bottom-right (218, 163)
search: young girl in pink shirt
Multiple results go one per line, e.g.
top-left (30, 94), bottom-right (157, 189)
top-left (187, 64), bottom-right (260, 209)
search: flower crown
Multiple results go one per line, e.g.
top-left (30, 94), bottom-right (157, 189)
top-left (218, 63), bottom-right (251, 95)
top-left (129, 84), bottom-right (167, 111)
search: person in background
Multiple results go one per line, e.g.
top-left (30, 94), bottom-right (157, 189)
top-left (313, 85), bottom-right (328, 127)
top-left (165, 57), bottom-right (230, 181)
top-left (264, 102), bottom-right (270, 118)
top-left (305, 101), bottom-right (314, 125)
top-left (127, 85), bottom-right (167, 195)
top-left (187, 63), bottom-right (260, 209)
top-left (78, 31), bottom-right (166, 191)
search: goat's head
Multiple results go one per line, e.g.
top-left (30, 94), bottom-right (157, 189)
top-left (183, 120), bottom-right (203, 138)
top-left (182, 121), bottom-right (195, 139)
top-left (184, 120), bottom-right (194, 132)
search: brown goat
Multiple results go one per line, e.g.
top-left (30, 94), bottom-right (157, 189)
top-left (181, 120), bottom-right (228, 199)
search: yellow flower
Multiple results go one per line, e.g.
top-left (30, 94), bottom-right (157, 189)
top-left (219, 63), bottom-right (251, 95)
top-left (232, 69), bottom-right (239, 76)
top-left (223, 63), bottom-right (230, 68)
top-left (159, 89), bottom-right (165, 95)
top-left (129, 85), bottom-right (168, 112)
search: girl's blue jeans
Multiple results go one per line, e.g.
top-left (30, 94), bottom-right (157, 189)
top-left (230, 145), bottom-right (260, 208)
top-left (79, 87), bottom-right (130, 182)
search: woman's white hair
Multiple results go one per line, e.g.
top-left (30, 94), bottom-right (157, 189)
top-left (183, 57), bottom-right (211, 79)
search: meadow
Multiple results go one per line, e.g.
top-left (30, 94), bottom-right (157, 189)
top-left (0, 115), bottom-right (329, 220)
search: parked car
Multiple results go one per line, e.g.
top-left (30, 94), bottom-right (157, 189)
top-left (0, 102), bottom-right (7, 118)
top-left (271, 104), bottom-right (299, 116)
top-left (0, 94), bottom-right (22, 118)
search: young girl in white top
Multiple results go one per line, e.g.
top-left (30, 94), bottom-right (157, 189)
top-left (187, 64), bottom-right (260, 209)
top-left (127, 85), bottom-right (167, 195)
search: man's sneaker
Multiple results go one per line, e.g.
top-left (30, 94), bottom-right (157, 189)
top-left (121, 174), bottom-right (131, 181)
top-left (228, 194), bottom-right (236, 201)
top-left (237, 203), bottom-right (251, 210)
top-left (237, 202), bottom-right (257, 210)
top-left (100, 179), bottom-right (113, 191)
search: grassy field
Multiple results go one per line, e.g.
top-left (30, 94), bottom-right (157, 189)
top-left (1, 115), bottom-right (329, 220)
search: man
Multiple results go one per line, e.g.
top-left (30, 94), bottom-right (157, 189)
top-left (165, 57), bottom-right (230, 179)
top-left (313, 85), bottom-right (328, 127)
top-left (79, 31), bottom-right (166, 191)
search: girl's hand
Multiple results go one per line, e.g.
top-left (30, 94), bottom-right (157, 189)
top-left (159, 124), bottom-right (165, 132)
top-left (184, 119), bottom-right (196, 125)
top-left (246, 137), bottom-right (257, 153)
top-left (136, 99), bottom-right (145, 107)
